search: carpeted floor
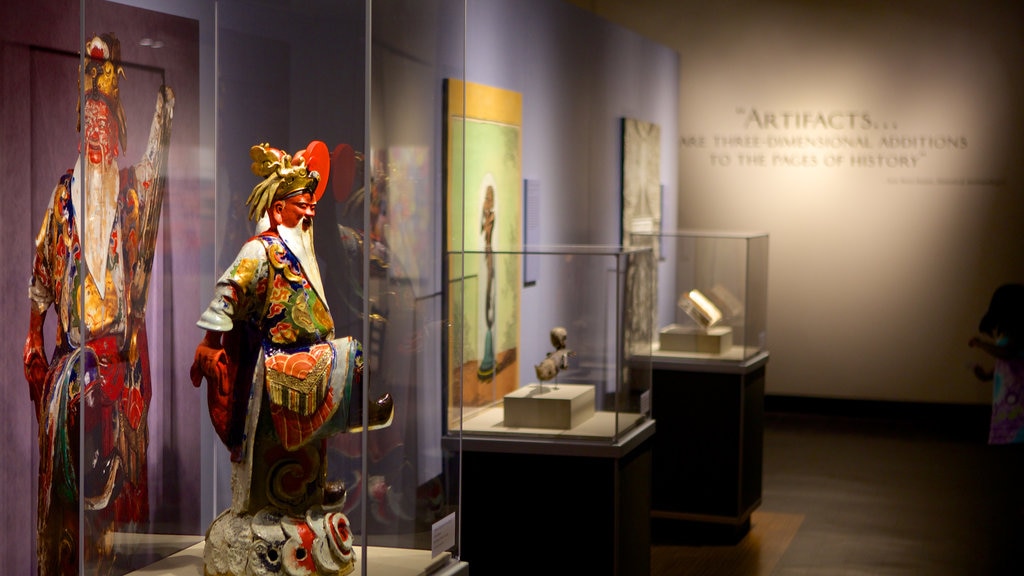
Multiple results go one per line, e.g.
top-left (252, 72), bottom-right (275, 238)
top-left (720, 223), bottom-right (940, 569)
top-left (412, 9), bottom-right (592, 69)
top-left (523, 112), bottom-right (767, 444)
top-left (651, 512), bottom-right (804, 576)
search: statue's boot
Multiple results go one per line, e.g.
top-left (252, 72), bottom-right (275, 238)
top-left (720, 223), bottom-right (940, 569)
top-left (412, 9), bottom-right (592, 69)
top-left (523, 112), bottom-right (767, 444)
top-left (324, 479), bottom-right (347, 509)
top-left (346, 392), bottom-right (394, 433)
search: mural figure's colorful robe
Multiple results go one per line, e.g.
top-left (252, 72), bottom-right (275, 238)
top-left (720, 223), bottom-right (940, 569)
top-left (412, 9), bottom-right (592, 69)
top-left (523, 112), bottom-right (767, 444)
top-left (27, 89), bottom-right (172, 576)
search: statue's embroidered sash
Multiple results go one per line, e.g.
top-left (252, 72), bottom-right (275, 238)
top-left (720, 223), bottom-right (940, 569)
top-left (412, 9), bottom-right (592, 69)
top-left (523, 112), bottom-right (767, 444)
top-left (264, 343), bottom-right (333, 416)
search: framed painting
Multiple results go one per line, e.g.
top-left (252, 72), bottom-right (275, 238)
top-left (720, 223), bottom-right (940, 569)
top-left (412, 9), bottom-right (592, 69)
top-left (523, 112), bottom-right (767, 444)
top-left (444, 79), bottom-right (522, 426)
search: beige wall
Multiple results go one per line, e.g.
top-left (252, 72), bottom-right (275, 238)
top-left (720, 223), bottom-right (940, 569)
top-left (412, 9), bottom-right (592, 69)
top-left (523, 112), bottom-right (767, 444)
top-left (572, 0), bottom-right (1024, 404)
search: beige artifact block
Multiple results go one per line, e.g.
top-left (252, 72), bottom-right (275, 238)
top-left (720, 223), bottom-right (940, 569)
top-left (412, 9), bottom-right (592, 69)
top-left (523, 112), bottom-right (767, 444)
top-left (503, 383), bottom-right (595, 429)
top-left (659, 324), bottom-right (733, 354)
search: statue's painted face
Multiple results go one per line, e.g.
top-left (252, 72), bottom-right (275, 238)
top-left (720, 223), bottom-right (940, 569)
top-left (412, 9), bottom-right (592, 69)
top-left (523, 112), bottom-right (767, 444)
top-left (83, 97), bottom-right (119, 166)
top-left (272, 191), bottom-right (317, 231)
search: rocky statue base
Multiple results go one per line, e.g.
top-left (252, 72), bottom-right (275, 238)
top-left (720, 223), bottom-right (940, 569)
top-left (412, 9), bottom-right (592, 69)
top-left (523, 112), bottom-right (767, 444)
top-left (203, 506), bottom-right (355, 576)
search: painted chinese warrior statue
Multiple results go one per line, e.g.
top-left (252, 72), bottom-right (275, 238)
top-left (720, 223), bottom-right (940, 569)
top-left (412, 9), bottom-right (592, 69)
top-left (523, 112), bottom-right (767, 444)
top-left (190, 141), bottom-right (394, 576)
top-left (23, 33), bottom-right (174, 575)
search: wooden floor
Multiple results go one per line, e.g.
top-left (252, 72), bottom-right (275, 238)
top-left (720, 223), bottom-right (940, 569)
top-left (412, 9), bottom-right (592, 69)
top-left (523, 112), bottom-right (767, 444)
top-left (653, 410), bottom-right (1024, 576)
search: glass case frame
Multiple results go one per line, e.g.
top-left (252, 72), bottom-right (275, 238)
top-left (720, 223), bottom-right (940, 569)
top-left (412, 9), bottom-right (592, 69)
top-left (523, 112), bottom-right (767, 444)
top-left (445, 245), bottom-right (654, 445)
top-left (5, 0), bottom-right (469, 574)
top-left (632, 230), bottom-right (769, 364)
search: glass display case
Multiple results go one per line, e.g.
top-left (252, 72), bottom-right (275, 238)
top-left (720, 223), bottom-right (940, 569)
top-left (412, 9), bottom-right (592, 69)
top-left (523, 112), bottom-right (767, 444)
top-left (630, 230), bottom-right (769, 541)
top-left (632, 230), bottom-right (769, 363)
top-left (3, 1), bottom-right (468, 574)
top-left (445, 245), bottom-right (654, 444)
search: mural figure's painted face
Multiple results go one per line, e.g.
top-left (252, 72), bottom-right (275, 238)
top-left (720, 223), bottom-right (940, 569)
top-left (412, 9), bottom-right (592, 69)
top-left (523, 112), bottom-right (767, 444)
top-left (83, 97), bottom-right (119, 167)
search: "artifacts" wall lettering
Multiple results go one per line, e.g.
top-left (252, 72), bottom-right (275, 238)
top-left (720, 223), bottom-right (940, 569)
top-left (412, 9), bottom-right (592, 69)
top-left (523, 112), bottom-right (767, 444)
top-left (678, 105), bottom-right (995, 184)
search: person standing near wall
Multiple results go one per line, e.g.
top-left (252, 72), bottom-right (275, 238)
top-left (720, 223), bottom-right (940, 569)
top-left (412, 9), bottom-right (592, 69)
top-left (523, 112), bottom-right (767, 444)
top-left (969, 283), bottom-right (1024, 445)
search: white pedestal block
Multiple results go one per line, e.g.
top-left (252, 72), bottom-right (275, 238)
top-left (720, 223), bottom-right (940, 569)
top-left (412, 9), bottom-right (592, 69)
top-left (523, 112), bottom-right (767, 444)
top-left (503, 383), bottom-right (595, 429)
top-left (659, 324), bottom-right (733, 354)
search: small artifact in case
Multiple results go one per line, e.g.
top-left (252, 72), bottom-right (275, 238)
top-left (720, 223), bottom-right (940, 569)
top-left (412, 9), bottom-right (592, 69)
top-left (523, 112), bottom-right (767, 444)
top-left (503, 326), bottom-right (593, 429)
top-left (662, 289), bottom-right (733, 353)
top-left (678, 289), bottom-right (723, 328)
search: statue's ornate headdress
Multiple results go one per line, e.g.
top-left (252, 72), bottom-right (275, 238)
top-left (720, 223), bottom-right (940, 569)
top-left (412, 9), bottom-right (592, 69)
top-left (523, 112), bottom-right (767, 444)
top-left (246, 141), bottom-right (330, 222)
top-left (78, 33), bottom-right (128, 153)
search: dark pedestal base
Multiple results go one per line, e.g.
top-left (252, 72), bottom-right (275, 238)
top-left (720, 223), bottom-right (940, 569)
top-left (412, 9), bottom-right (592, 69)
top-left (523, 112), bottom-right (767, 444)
top-left (456, 421), bottom-right (654, 576)
top-left (652, 515), bottom-right (751, 546)
top-left (649, 352), bottom-right (768, 545)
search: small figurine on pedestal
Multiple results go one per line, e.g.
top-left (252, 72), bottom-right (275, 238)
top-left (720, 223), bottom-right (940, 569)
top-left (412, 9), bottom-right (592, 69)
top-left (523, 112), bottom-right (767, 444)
top-left (190, 141), bottom-right (394, 576)
top-left (534, 326), bottom-right (575, 390)
top-left (504, 327), bottom-right (590, 429)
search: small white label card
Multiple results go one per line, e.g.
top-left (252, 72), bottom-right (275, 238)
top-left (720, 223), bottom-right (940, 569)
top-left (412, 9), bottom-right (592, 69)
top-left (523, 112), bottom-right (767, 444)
top-left (431, 512), bottom-right (457, 558)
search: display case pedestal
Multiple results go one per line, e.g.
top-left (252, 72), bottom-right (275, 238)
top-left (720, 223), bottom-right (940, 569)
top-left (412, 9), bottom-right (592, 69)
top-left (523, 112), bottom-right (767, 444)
top-left (451, 420), bottom-right (654, 576)
top-left (658, 324), bottom-right (733, 354)
top-left (503, 383), bottom-right (595, 429)
top-left (648, 351), bottom-right (768, 544)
